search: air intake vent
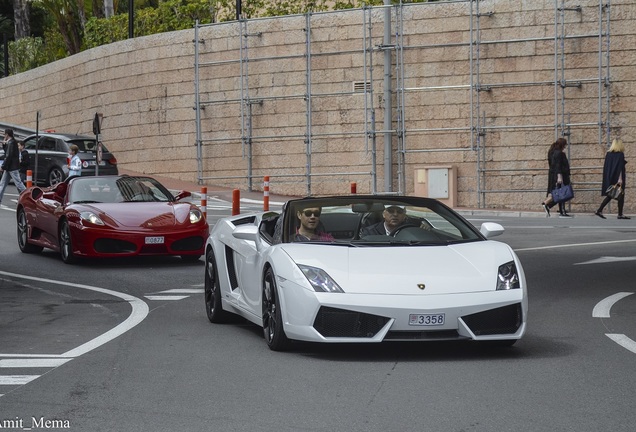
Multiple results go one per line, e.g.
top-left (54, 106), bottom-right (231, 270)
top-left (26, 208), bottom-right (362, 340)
top-left (353, 81), bottom-right (371, 92)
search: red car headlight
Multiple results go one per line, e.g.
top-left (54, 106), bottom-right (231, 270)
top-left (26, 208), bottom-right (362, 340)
top-left (80, 211), bottom-right (105, 226)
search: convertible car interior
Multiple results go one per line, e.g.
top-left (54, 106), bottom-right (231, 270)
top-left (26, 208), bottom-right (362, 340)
top-left (253, 197), bottom-right (480, 246)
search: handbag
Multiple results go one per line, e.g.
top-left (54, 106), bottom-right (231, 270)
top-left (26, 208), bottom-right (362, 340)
top-left (605, 184), bottom-right (624, 200)
top-left (551, 184), bottom-right (574, 204)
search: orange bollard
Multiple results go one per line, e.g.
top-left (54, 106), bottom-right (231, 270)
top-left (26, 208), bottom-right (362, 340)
top-left (350, 182), bottom-right (357, 194)
top-left (26, 170), bottom-right (33, 188)
top-left (200, 186), bottom-right (207, 219)
top-left (232, 189), bottom-right (240, 215)
top-left (263, 176), bottom-right (270, 211)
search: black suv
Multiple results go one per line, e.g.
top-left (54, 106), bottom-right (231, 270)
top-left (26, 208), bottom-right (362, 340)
top-left (19, 132), bottom-right (119, 185)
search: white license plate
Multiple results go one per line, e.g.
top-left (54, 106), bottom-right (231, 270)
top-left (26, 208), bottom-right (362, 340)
top-left (409, 313), bottom-right (445, 326)
top-left (145, 236), bottom-right (165, 244)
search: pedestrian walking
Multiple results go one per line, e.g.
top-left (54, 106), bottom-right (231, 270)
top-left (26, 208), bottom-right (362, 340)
top-left (541, 137), bottom-right (572, 217)
top-left (18, 141), bottom-right (30, 183)
top-left (0, 129), bottom-right (27, 207)
top-left (595, 138), bottom-right (630, 219)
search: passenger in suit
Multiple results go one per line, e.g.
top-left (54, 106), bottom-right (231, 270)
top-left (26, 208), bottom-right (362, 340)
top-left (361, 205), bottom-right (408, 236)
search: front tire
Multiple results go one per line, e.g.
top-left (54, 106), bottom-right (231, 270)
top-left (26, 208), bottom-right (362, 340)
top-left (17, 209), bottom-right (43, 253)
top-left (59, 219), bottom-right (77, 264)
top-left (204, 248), bottom-right (230, 323)
top-left (262, 267), bottom-right (290, 351)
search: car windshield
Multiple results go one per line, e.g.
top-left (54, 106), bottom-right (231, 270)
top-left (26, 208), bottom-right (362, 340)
top-left (283, 197), bottom-right (482, 246)
top-left (68, 176), bottom-right (174, 203)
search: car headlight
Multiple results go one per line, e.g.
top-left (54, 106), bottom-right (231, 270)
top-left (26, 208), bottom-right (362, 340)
top-left (298, 265), bottom-right (344, 293)
top-left (189, 209), bottom-right (203, 223)
top-left (80, 211), bottom-right (105, 226)
top-left (497, 261), bottom-right (520, 290)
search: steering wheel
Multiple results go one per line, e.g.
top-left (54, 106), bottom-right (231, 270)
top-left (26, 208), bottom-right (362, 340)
top-left (389, 224), bottom-right (421, 237)
top-left (130, 193), bottom-right (153, 202)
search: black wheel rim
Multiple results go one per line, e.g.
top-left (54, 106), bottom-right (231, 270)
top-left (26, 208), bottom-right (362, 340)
top-left (205, 252), bottom-right (216, 315)
top-left (17, 211), bottom-right (28, 248)
top-left (60, 222), bottom-right (71, 260)
top-left (263, 274), bottom-right (276, 343)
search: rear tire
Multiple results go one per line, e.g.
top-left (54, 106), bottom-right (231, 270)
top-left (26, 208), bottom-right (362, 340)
top-left (59, 219), bottom-right (77, 264)
top-left (262, 268), bottom-right (290, 351)
top-left (17, 209), bottom-right (43, 254)
top-left (48, 167), bottom-right (64, 186)
top-left (204, 248), bottom-right (231, 323)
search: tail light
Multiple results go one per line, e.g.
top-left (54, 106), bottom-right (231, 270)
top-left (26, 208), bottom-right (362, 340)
top-left (109, 156), bottom-right (117, 165)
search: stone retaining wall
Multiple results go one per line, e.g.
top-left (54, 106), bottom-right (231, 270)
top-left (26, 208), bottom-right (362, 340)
top-left (0, 0), bottom-right (634, 213)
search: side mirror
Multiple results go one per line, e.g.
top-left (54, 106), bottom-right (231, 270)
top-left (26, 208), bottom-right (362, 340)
top-left (174, 190), bottom-right (192, 201)
top-left (480, 222), bottom-right (504, 239)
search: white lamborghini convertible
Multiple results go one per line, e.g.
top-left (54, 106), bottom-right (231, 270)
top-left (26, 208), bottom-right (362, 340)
top-left (204, 195), bottom-right (527, 351)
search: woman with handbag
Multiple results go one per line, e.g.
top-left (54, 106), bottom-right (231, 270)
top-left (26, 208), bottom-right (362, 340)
top-left (542, 137), bottom-right (572, 217)
top-left (595, 138), bottom-right (629, 219)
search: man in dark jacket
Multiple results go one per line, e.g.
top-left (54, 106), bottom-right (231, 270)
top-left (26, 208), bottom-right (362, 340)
top-left (18, 141), bottom-right (30, 183)
top-left (0, 128), bottom-right (27, 207)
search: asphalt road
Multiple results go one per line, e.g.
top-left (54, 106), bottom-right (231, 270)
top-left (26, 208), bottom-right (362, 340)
top-left (1, 184), bottom-right (635, 432)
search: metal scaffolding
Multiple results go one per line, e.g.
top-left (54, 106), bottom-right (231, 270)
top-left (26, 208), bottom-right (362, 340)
top-left (193, 0), bottom-right (612, 205)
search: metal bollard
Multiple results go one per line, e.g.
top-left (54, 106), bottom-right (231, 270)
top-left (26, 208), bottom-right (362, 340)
top-left (232, 189), bottom-right (240, 215)
top-left (200, 186), bottom-right (207, 219)
top-left (263, 176), bottom-right (270, 211)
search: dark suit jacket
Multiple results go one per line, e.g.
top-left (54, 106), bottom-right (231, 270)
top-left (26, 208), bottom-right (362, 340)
top-left (361, 221), bottom-right (387, 236)
top-left (1, 138), bottom-right (20, 171)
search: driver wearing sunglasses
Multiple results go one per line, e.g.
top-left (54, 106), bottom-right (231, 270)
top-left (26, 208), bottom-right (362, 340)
top-left (294, 206), bottom-right (334, 242)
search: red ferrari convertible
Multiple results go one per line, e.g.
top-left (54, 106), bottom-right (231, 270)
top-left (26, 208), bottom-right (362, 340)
top-left (16, 175), bottom-right (209, 264)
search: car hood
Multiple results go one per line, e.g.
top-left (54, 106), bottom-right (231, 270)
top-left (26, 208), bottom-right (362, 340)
top-left (279, 241), bottom-right (516, 295)
top-left (77, 202), bottom-right (195, 228)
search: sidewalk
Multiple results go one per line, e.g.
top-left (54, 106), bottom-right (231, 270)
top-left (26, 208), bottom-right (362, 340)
top-left (120, 168), bottom-right (598, 219)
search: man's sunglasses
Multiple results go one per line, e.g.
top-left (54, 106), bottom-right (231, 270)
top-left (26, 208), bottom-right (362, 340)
top-left (386, 207), bottom-right (405, 214)
top-left (303, 210), bottom-right (321, 217)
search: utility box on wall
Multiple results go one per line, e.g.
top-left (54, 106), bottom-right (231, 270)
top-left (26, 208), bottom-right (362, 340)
top-left (414, 166), bottom-right (457, 208)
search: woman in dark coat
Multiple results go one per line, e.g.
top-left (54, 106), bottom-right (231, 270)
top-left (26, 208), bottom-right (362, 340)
top-left (542, 137), bottom-right (571, 217)
top-left (595, 138), bottom-right (629, 219)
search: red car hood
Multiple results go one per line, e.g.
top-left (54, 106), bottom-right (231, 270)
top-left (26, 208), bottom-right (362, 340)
top-left (80, 202), bottom-right (195, 229)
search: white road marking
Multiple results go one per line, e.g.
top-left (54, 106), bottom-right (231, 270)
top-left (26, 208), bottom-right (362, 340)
top-left (592, 292), bottom-right (634, 318)
top-left (0, 359), bottom-right (72, 368)
top-left (0, 376), bottom-right (39, 385)
top-left (156, 289), bottom-right (203, 294)
top-left (575, 256), bottom-right (636, 265)
top-left (605, 334), bottom-right (636, 354)
top-left (145, 295), bottom-right (190, 301)
top-left (515, 238), bottom-right (636, 252)
top-left (593, 292), bottom-right (636, 355)
top-left (0, 270), bottom-right (149, 365)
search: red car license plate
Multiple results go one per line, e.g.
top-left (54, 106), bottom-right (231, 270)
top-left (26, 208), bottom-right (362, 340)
top-left (145, 236), bottom-right (165, 244)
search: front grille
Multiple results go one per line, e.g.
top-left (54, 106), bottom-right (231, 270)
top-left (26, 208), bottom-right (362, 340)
top-left (94, 238), bottom-right (136, 253)
top-left (313, 306), bottom-right (389, 338)
top-left (461, 303), bottom-right (523, 336)
top-left (171, 236), bottom-right (204, 251)
top-left (384, 330), bottom-right (460, 341)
